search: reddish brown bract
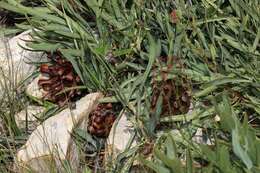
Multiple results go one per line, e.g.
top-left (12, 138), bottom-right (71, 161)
top-left (170, 10), bottom-right (178, 24)
top-left (38, 51), bottom-right (81, 106)
top-left (88, 103), bottom-right (116, 138)
top-left (151, 57), bottom-right (191, 117)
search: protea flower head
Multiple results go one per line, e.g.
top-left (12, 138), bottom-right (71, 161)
top-left (38, 51), bottom-right (81, 106)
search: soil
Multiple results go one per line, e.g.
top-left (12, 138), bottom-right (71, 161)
top-left (0, 10), bottom-right (24, 27)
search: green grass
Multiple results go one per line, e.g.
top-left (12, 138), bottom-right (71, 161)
top-left (0, 37), bottom-right (28, 172)
top-left (0, 0), bottom-right (260, 172)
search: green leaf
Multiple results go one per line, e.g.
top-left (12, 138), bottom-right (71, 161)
top-left (232, 128), bottom-right (253, 170)
top-left (26, 42), bottom-right (62, 51)
top-left (139, 156), bottom-right (170, 173)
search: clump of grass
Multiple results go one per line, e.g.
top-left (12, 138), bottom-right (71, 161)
top-left (0, 38), bottom-right (28, 172)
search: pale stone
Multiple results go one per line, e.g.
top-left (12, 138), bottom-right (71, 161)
top-left (192, 128), bottom-right (214, 145)
top-left (26, 76), bottom-right (46, 99)
top-left (0, 30), bottom-right (46, 84)
top-left (214, 115), bottom-right (221, 122)
top-left (16, 92), bottom-right (103, 173)
top-left (15, 106), bottom-right (45, 130)
top-left (192, 128), bottom-right (203, 144)
top-left (0, 31), bottom-right (47, 100)
top-left (106, 113), bottom-right (137, 161)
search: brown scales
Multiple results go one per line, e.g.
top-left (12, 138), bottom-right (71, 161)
top-left (38, 51), bottom-right (81, 106)
top-left (87, 103), bottom-right (116, 138)
top-left (151, 56), bottom-right (191, 117)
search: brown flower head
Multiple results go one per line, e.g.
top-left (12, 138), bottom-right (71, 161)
top-left (38, 51), bottom-right (81, 106)
top-left (151, 56), bottom-right (191, 117)
top-left (88, 103), bottom-right (116, 138)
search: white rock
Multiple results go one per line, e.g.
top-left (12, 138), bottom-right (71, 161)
top-left (192, 128), bottom-right (203, 144)
top-left (214, 115), bottom-right (221, 122)
top-left (0, 31), bottom-right (46, 83)
top-left (106, 113), bottom-right (137, 160)
top-left (192, 128), bottom-right (214, 145)
top-left (0, 31), bottom-right (47, 100)
top-left (16, 92), bottom-right (103, 173)
top-left (26, 76), bottom-right (46, 99)
top-left (15, 106), bottom-right (45, 130)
